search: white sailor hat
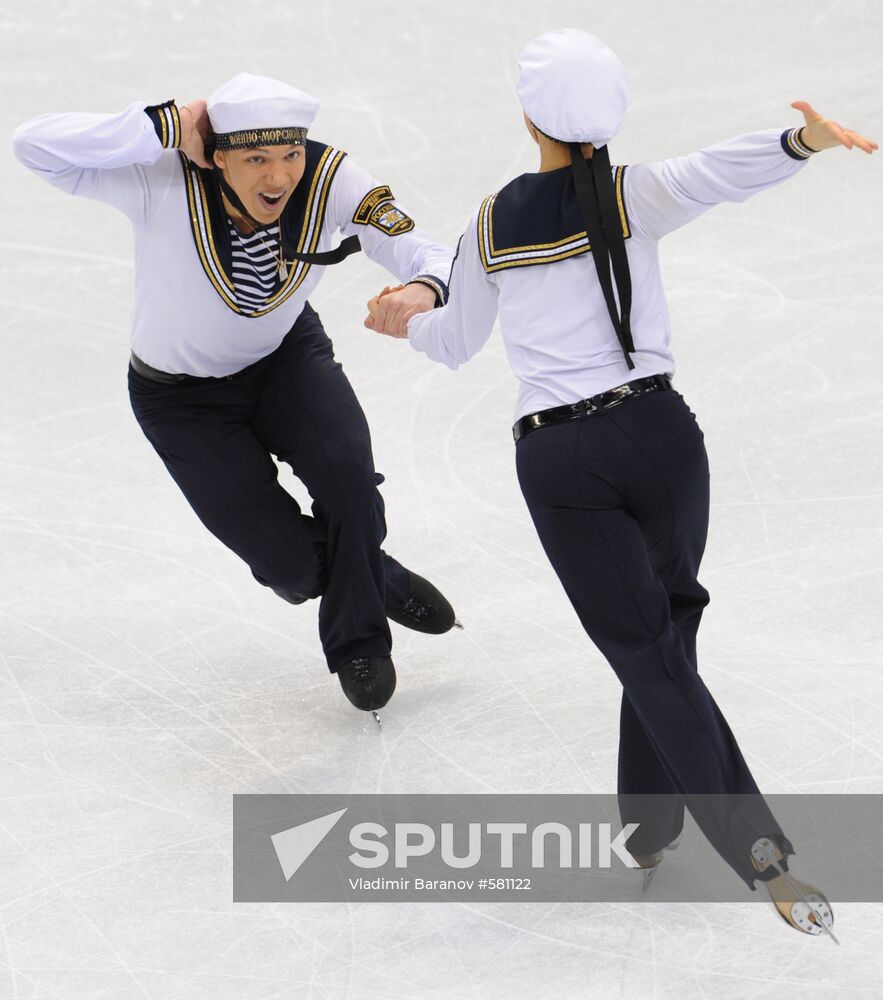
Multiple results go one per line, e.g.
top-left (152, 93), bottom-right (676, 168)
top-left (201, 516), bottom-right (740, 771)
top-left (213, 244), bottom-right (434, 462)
top-left (207, 72), bottom-right (320, 150)
top-left (516, 29), bottom-right (630, 146)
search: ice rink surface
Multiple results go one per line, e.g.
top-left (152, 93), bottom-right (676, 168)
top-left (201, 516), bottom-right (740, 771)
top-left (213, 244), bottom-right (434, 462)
top-left (2, 0), bottom-right (882, 996)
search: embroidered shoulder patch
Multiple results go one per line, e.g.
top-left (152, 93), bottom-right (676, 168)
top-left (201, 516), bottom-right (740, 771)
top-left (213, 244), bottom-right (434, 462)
top-left (353, 185), bottom-right (415, 236)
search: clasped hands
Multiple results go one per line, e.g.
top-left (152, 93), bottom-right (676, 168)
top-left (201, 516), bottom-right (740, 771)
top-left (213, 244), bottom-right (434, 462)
top-left (364, 282), bottom-right (437, 338)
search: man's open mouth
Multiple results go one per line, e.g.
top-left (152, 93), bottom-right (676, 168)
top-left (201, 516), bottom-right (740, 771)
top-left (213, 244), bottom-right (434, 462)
top-left (258, 191), bottom-right (286, 211)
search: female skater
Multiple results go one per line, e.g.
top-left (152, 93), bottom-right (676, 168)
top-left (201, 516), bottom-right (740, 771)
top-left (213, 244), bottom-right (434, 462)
top-left (367, 29), bottom-right (876, 935)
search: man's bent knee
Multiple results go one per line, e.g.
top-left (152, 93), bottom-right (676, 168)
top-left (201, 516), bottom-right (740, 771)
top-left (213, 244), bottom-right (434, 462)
top-left (252, 564), bottom-right (325, 604)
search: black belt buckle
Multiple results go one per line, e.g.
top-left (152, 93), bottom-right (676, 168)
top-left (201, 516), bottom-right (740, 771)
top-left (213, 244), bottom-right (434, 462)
top-left (611, 383), bottom-right (635, 401)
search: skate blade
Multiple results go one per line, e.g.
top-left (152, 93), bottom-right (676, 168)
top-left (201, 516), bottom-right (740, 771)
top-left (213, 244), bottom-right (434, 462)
top-left (453, 619), bottom-right (464, 630)
top-left (372, 710), bottom-right (383, 729)
top-left (792, 898), bottom-right (838, 944)
top-left (752, 840), bottom-right (839, 946)
top-left (780, 873), bottom-right (838, 945)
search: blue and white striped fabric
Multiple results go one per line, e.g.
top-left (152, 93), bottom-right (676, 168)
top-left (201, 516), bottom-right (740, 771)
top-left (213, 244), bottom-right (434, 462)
top-left (227, 222), bottom-right (282, 311)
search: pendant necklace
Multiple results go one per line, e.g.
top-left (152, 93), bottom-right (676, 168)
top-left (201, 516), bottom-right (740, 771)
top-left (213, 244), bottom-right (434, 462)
top-left (228, 203), bottom-right (289, 281)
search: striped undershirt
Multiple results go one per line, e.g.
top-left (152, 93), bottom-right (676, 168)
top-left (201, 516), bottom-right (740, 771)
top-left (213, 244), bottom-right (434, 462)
top-left (228, 220), bottom-right (284, 311)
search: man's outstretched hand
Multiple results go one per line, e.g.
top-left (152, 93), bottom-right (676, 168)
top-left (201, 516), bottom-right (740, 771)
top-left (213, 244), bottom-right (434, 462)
top-left (365, 282), bottom-right (437, 338)
top-left (792, 101), bottom-right (877, 154)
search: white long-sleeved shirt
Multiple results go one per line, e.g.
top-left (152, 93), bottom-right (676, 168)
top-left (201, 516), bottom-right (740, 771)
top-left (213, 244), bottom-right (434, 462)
top-left (12, 101), bottom-right (454, 376)
top-left (408, 128), bottom-right (815, 422)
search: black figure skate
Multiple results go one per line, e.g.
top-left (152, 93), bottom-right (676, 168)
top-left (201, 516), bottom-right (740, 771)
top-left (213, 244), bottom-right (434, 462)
top-left (337, 656), bottom-right (396, 727)
top-left (386, 571), bottom-right (461, 634)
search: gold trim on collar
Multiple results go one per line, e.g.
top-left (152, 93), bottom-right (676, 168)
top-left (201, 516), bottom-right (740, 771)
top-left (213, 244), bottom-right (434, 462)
top-left (183, 162), bottom-right (239, 311)
top-left (179, 147), bottom-right (346, 318)
top-left (251, 147), bottom-right (345, 316)
top-left (478, 166), bottom-right (630, 274)
top-left (615, 166), bottom-right (630, 239)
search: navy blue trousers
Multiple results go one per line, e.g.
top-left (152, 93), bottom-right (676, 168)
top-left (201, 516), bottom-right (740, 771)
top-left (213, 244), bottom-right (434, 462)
top-left (128, 302), bottom-right (410, 672)
top-left (516, 387), bottom-right (791, 887)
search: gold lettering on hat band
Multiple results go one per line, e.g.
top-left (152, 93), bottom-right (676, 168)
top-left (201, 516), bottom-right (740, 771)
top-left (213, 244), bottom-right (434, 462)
top-left (215, 127), bottom-right (308, 150)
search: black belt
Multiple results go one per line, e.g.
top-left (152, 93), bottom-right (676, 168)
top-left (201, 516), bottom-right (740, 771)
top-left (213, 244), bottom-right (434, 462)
top-left (129, 352), bottom-right (258, 385)
top-left (512, 374), bottom-right (672, 443)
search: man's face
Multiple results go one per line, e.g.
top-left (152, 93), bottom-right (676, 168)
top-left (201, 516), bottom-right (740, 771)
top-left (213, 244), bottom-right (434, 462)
top-left (213, 144), bottom-right (307, 224)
